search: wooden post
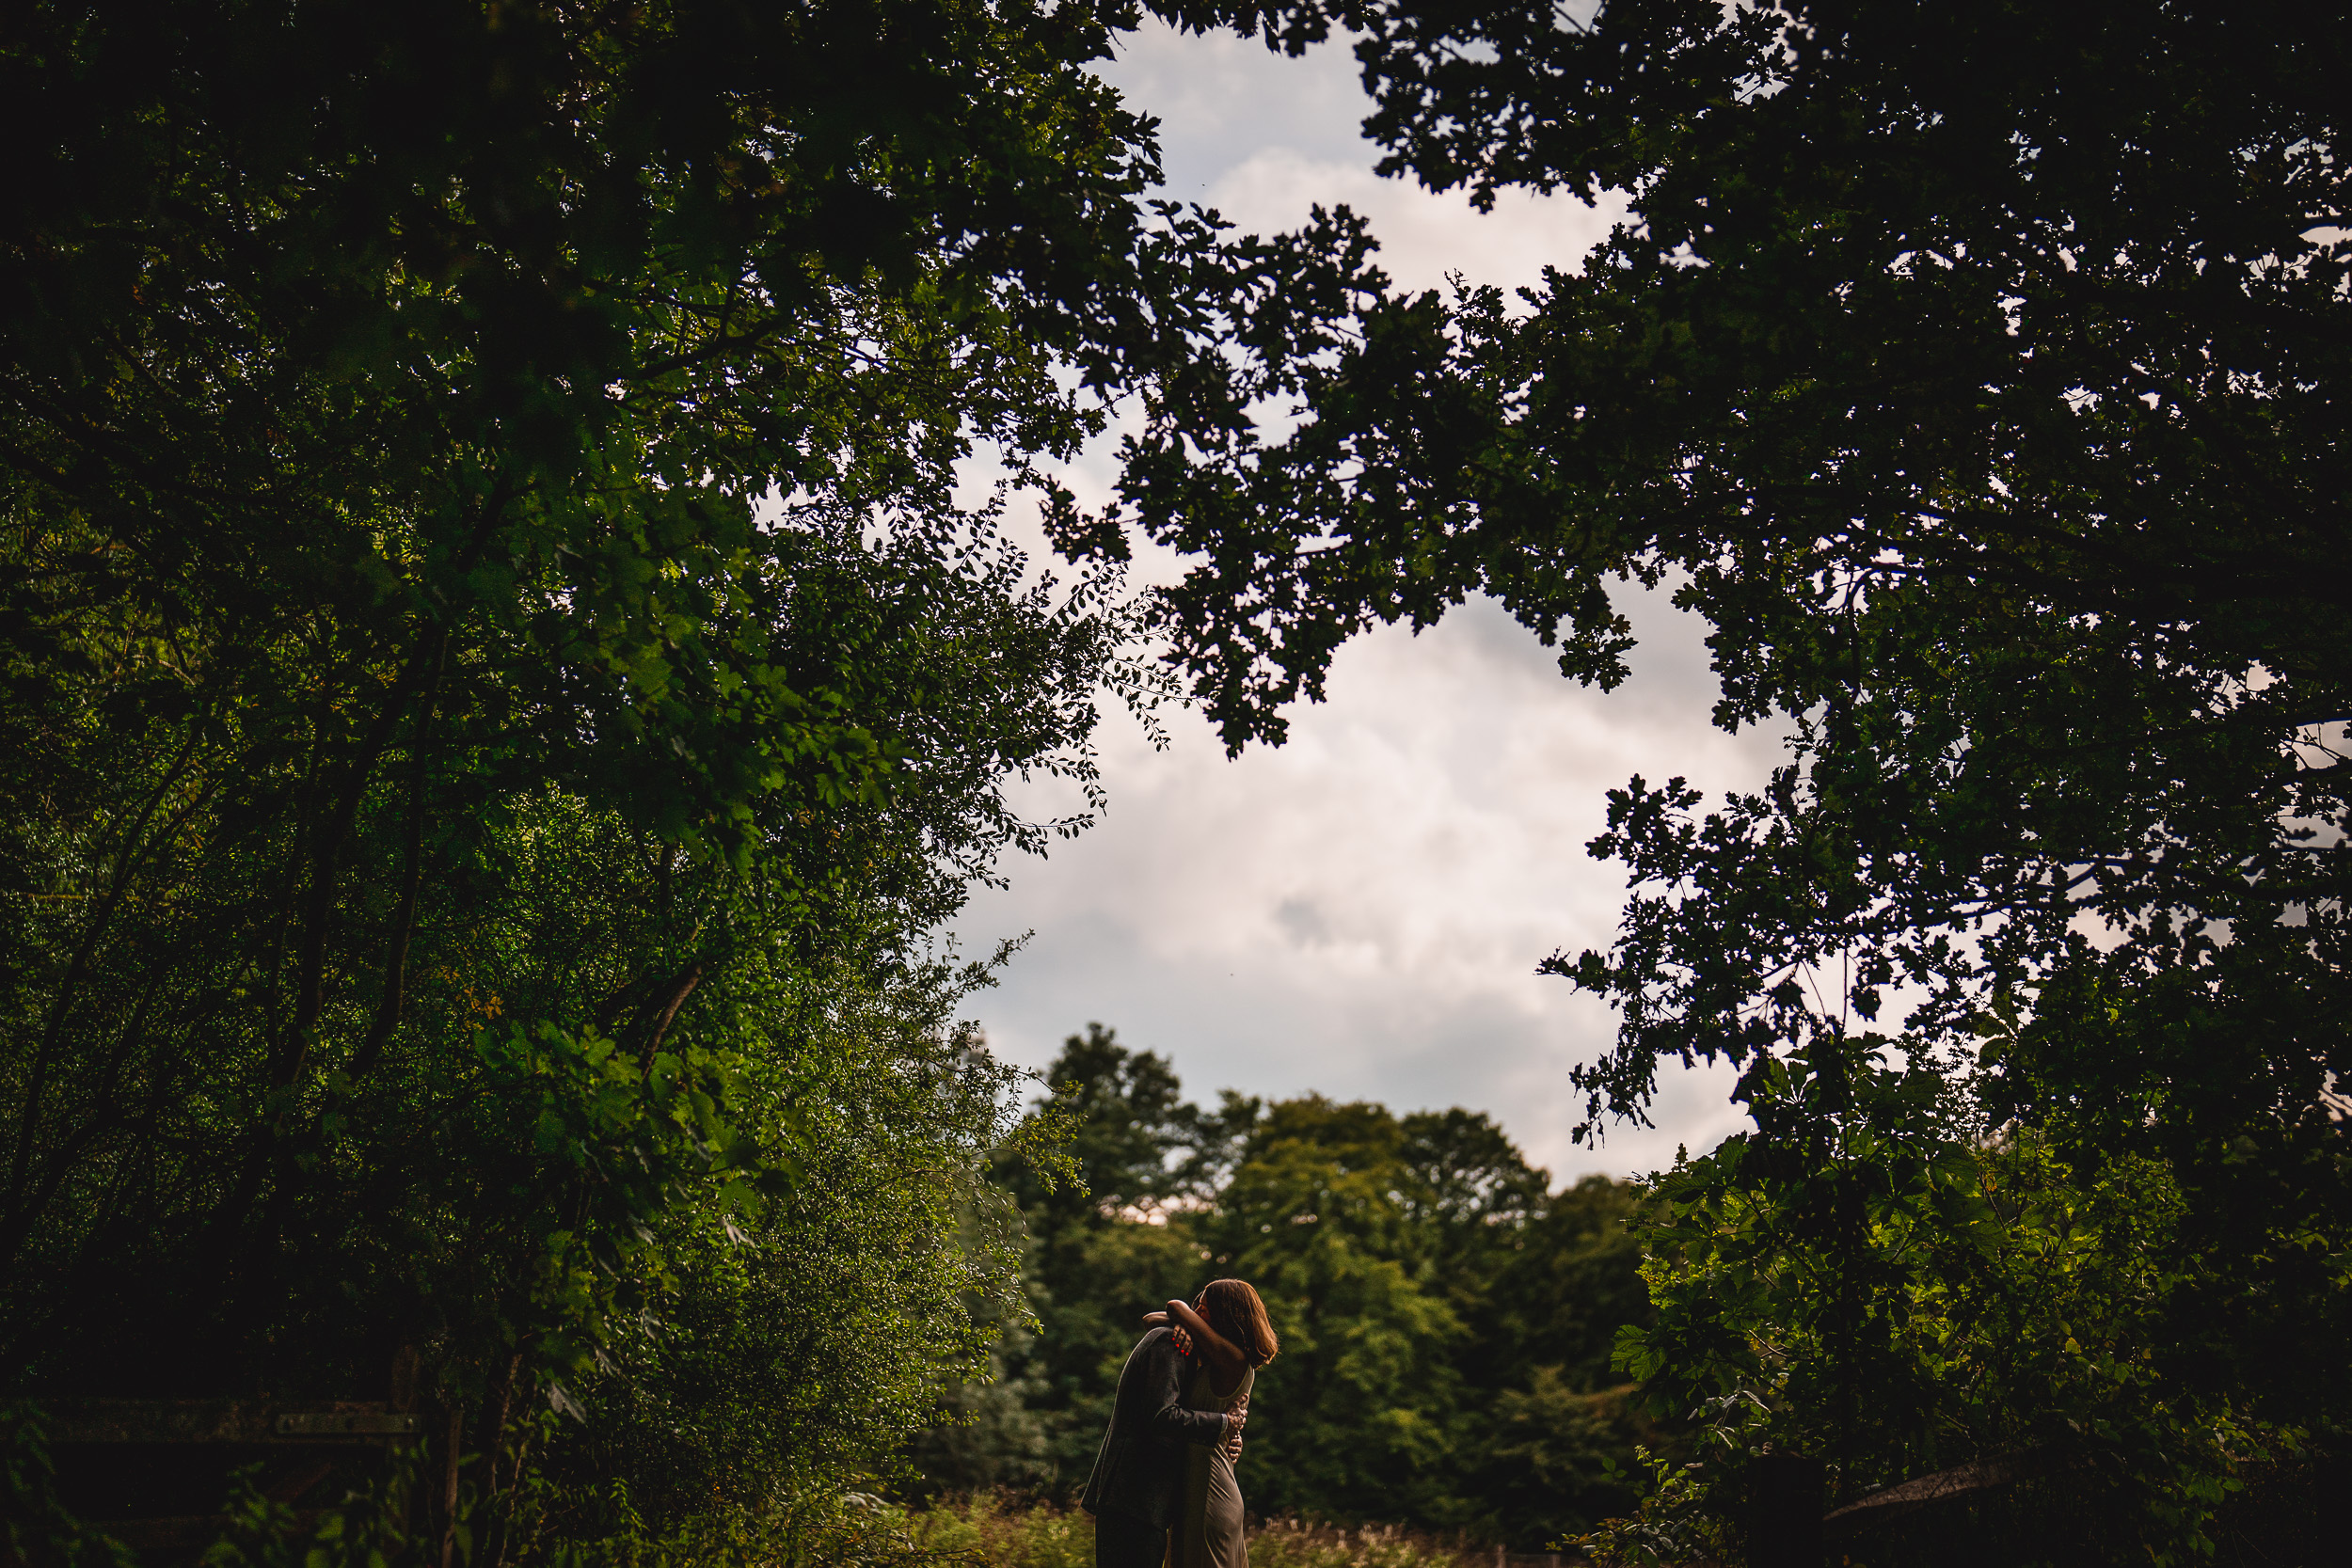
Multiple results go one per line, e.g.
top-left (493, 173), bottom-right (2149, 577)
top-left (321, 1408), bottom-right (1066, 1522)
top-left (436, 1403), bottom-right (464, 1568)
top-left (388, 1346), bottom-right (421, 1543)
top-left (1749, 1451), bottom-right (1824, 1568)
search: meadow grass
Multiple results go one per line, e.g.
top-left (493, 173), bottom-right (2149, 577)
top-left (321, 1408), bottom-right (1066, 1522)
top-left (898, 1497), bottom-right (1479, 1568)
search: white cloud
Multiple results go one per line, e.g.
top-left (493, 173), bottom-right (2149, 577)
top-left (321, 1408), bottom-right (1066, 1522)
top-left (946, 21), bottom-right (1756, 1184)
top-left (1100, 23), bottom-right (1377, 196)
top-left (956, 591), bottom-right (1781, 1182)
top-left (1100, 19), bottom-right (1628, 303)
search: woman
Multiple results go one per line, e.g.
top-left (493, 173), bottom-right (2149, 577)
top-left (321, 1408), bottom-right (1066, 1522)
top-left (1142, 1279), bottom-right (1279, 1568)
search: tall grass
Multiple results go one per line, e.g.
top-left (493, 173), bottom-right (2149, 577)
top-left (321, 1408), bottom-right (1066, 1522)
top-left (899, 1494), bottom-right (1095, 1568)
top-left (898, 1497), bottom-right (1478, 1568)
top-left (1244, 1516), bottom-right (1481, 1568)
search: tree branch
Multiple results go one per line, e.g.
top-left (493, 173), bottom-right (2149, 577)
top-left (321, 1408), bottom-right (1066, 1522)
top-left (350, 631), bottom-right (453, 1084)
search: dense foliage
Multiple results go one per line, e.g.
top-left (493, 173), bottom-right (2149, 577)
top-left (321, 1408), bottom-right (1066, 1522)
top-left (1612, 1039), bottom-right (2318, 1566)
top-left (509, 955), bottom-right (1066, 1559)
top-left (947, 1029), bottom-right (1655, 1549)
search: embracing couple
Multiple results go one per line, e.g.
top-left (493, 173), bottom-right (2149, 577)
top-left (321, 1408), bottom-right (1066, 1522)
top-left (1081, 1279), bottom-right (1280, 1568)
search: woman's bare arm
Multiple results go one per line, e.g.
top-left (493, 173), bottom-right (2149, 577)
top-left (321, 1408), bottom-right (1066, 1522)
top-left (1165, 1298), bottom-right (1247, 1392)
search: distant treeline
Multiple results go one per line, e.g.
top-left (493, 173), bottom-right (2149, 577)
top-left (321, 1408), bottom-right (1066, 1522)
top-left (915, 1027), bottom-right (1658, 1549)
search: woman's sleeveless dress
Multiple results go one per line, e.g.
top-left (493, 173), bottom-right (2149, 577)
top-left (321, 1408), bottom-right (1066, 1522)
top-left (1166, 1361), bottom-right (1254, 1568)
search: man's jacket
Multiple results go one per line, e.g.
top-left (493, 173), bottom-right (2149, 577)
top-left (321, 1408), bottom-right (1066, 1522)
top-left (1079, 1326), bottom-right (1229, 1524)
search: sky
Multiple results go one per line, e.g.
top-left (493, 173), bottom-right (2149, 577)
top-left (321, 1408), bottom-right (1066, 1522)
top-left (948, 22), bottom-right (1779, 1182)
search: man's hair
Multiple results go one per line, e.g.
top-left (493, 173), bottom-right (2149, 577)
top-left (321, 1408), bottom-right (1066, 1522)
top-left (1196, 1277), bottom-right (1279, 1368)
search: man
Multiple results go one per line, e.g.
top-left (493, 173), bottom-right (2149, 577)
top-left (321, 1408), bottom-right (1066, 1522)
top-left (1080, 1314), bottom-right (1246, 1568)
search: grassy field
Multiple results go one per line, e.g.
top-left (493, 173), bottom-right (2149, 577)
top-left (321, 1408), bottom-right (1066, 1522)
top-left (897, 1496), bottom-right (1480, 1568)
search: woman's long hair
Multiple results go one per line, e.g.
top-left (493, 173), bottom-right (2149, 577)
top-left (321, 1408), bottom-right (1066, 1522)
top-left (1197, 1278), bottom-right (1279, 1368)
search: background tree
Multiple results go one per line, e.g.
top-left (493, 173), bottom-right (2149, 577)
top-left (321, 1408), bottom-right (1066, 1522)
top-left (961, 1035), bottom-right (1652, 1546)
top-left (1202, 1097), bottom-right (1468, 1524)
top-left (992, 1026), bottom-right (1257, 1486)
top-left (1202, 1100), bottom-right (1648, 1540)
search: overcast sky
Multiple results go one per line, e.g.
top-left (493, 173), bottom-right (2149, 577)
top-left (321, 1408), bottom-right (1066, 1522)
top-left (949, 22), bottom-right (1776, 1182)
